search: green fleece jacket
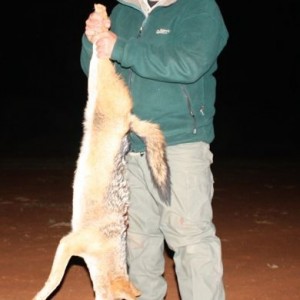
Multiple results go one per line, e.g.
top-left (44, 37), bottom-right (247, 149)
top-left (80, 0), bottom-right (228, 152)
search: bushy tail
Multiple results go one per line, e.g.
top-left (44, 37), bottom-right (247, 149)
top-left (130, 115), bottom-right (171, 204)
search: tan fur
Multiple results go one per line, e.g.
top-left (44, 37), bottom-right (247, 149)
top-left (33, 3), bottom-right (170, 300)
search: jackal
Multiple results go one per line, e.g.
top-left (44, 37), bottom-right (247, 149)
top-left (33, 3), bottom-right (170, 300)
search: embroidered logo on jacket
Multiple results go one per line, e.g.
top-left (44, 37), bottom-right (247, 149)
top-left (156, 28), bottom-right (171, 34)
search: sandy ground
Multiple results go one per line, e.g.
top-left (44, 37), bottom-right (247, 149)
top-left (0, 156), bottom-right (299, 300)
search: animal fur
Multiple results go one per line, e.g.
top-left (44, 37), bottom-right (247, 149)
top-left (33, 3), bottom-right (170, 300)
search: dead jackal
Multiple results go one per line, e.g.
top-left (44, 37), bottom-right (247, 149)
top-left (33, 3), bottom-right (170, 300)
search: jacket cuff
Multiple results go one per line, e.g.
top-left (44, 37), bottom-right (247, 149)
top-left (111, 37), bottom-right (126, 63)
top-left (80, 34), bottom-right (93, 76)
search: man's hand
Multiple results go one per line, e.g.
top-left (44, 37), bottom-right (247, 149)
top-left (94, 31), bottom-right (117, 59)
top-left (84, 10), bottom-right (117, 59)
top-left (85, 11), bottom-right (111, 44)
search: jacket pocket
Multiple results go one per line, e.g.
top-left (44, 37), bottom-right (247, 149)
top-left (180, 84), bottom-right (197, 134)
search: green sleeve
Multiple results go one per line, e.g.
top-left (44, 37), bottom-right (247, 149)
top-left (80, 34), bottom-right (93, 77)
top-left (111, 6), bottom-right (228, 83)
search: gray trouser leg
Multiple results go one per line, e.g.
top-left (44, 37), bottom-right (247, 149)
top-left (126, 152), bottom-right (167, 300)
top-left (126, 142), bottom-right (225, 300)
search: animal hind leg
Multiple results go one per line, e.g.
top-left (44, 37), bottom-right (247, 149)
top-left (32, 232), bottom-right (77, 300)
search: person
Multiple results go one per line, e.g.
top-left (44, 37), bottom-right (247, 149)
top-left (80, 0), bottom-right (229, 298)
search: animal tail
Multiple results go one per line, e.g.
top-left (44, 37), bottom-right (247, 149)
top-left (130, 114), bottom-right (171, 205)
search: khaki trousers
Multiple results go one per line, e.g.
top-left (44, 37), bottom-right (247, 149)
top-left (126, 142), bottom-right (225, 300)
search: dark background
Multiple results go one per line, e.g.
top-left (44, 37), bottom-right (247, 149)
top-left (1, 0), bottom-right (299, 161)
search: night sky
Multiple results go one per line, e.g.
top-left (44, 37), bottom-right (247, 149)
top-left (1, 0), bottom-right (299, 160)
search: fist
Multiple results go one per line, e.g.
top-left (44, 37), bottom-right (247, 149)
top-left (95, 31), bottom-right (117, 59)
top-left (85, 11), bottom-right (111, 44)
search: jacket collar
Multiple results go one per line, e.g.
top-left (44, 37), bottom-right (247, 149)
top-left (118, 0), bottom-right (177, 15)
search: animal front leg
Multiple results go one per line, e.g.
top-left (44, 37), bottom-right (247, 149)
top-left (32, 233), bottom-right (75, 300)
top-left (84, 255), bottom-right (114, 300)
top-left (85, 250), bottom-right (140, 300)
top-left (110, 276), bottom-right (141, 300)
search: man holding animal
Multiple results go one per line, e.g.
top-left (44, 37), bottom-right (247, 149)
top-left (81, 0), bottom-right (229, 299)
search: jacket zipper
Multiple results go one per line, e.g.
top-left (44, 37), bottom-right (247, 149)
top-left (180, 85), bottom-right (197, 134)
top-left (129, 18), bottom-right (148, 86)
top-left (137, 17), bottom-right (148, 38)
top-left (137, 26), bottom-right (143, 38)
